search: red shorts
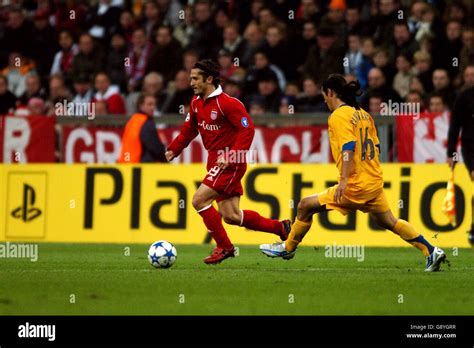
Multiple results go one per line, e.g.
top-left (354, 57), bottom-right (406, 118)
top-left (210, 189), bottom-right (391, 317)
top-left (202, 162), bottom-right (247, 202)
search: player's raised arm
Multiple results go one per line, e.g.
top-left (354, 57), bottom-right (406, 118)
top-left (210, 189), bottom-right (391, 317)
top-left (166, 105), bottom-right (199, 160)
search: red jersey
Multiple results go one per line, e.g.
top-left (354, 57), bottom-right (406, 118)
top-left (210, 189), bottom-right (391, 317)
top-left (168, 86), bottom-right (255, 165)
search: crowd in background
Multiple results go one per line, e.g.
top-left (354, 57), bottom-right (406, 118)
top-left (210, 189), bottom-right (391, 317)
top-left (0, 0), bottom-right (473, 118)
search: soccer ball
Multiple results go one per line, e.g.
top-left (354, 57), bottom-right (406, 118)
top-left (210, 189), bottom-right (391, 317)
top-left (148, 240), bottom-right (177, 268)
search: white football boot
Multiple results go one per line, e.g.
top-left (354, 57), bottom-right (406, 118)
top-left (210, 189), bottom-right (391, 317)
top-left (259, 242), bottom-right (295, 260)
top-left (425, 247), bottom-right (446, 272)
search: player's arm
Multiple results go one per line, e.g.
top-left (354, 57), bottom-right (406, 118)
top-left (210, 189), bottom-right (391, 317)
top-left (166, 107), bottom-right (199, 161)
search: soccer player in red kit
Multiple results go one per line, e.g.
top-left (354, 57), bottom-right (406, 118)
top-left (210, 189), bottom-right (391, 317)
top-left (165, 60), bottom-right (290, 264)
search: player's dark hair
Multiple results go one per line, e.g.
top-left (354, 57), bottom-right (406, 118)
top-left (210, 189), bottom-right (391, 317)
top-left (322, 74), bottom-right (362, 109)
top-left (193, 59), bottom-right (221, 87)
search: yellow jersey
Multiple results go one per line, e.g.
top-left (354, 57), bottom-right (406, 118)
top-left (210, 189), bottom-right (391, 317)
top-left (328, 105), bottom-right (384, 197)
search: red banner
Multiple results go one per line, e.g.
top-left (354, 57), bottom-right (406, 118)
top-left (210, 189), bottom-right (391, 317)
top-left (62, 125), bottom-right (330, 164)
top-left (396, 112), bottom-right (461, 163)
top-left (0, 115), bottom-right (56, 163)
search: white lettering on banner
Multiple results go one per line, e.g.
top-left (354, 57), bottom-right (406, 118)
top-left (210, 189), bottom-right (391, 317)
top-left (95, 131), bottom-right (121, 163)
top-left (65, 128), bottom-right (94, 163)
top-left (4, 117), bottom-right (30, 163)
top-left (271, 135), bottom-right (300, 163)
top-left (65, 129), bottom-right (121, 163)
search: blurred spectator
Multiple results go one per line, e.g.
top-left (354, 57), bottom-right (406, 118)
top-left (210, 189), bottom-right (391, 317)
top-left (443, 1), bottom-right (468, 25)
top-left (368, 94), bottom-right (383, 115)
top-left (0, 75), bottom-right (17, 115)
top-left (187, 0), bottom-right (220, 58)
top-left (248, 95), bottom-right (266, 116)
top-left (279, 95), bottom-right (297, 115)
top-left (50, 30), bottom-right (79, 85)
top-left (85, 0), bottom-right (122, 43)
top-left (320, 0), bottom-right (346, 37)
top-left (218, 49), bottom-right (238, 84)
top-left (460, 27), bottom-right (474, 76)
top-left (356, 37), bottom-right (375, 89)
top-left (261, 23), bottom-right (296, 79)
top-left (126, 28), bottom-right (152, 92)
top-left (114, 10), bottom-right (137, 42)
top-left (461, 65), bottom-right (474, 90)
top-left (141, 0), bottom-right (162, 41)
top-left (0, 7), bottom-right (33, 62)
top-left (2, 52), bottom-right (35, 98)
top-left (173, 5), bottom-right (195, 48)
top-left (27, 97), bottom-right (47, 116)
top-left (428, 92), bottom-right (449, 113)
top-left (244, 50), bottom-right (286, 96)
top-left (241, 21), bottom-right (265, 68)
top-left (53, 0), bottom-right (87, 37)
top-left (158, 0), bottom-right (183, 28)
top-left (389, 21), bottom-right (419, 63)
top-left (72, 74), bottom-right (93, 105)
top-left (408, 75), bottom-right (426, 97)
top-left (285, 81), bottom-right (300, 98)
top-left (296, 77), bottom-right (325, 112)
top-left (344, 32), bottom-right (363, 77)
top-left (92, 72), bottom-right (126, 114)
top-left (18, 73), bottom-right (46, 106)
top-left (373, 47), bottom-right (396, 86)
top-left (182, 50), bottom-right (200, 74)
top-left (126, 72), bottom-right (167, 115)
top-left (47, 74), bottom-right (71, 107)
top-left (405, 89), bottom-right (425, 112)
top-left (295, 0), bottom-right (322, 26)
top-left (432, 68), bottom-right (455, 107)
top-left (162, 70), bottom-right (193, 114)
top-left (438, 20), bottom-right (463, 78)
top-left (147, 25), bottom-right (183, 84)
top-left (30, 9), bottom-right (58, 77)
top-left (94, 100), bottom-right (109, 116)
top-left (407, 1), bottom-right (427, 36)
top-left (222, 22), bottom-right (247, 63)
top-left (71, 33), bottom-right (105, 85)
top-left (297, 21), bottom-right (317, 69)
top-left (344, 5), bottom-right (370, 37)
top-left (223, 78), bottom-right (242, 99)
top-left (302, 25), bottom-right (345, 83)
top-left (393, 54), bottom-right (415, 99)
top-left (372, 0), bottom-right (400, 45)
top-left (413, 50), bottom-right (433, 92)
top-left (361, 67), bottom-right (401, 109)
top-left (249, 70), bottom-right (283, 113)
top-left (118, 93), bottom-right (167, 163)
top-left (107, 33), bottom-right (128, 92)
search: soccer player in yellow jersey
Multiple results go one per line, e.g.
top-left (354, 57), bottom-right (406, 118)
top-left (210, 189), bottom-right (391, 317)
top-left (260, 74), bottom-right (446, 272)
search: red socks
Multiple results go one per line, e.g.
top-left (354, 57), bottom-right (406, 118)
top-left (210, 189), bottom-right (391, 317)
top-left (198, 205), bottom-right (233, 250)
top-left (241, 210), bottom-right (282, 236)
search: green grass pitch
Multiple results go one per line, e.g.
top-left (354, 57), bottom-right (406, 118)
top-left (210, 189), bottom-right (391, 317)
top-left (0, 244), bottom-right (473, 315)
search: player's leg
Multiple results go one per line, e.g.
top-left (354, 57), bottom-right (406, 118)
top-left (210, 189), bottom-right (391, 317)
top-left (285, 194), bottom-right (328, 251)
top-left (259, 194), bottom-right (328, 259)
top-left (369, 210), bottom-right (446, 271)
top-left (217, 196), bottom-right (290, 240)
top-left (192, 184), bottom-right (235, 263)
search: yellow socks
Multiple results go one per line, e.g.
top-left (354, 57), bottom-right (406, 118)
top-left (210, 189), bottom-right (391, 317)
top-left (285, 218), bottom-right (312, 252)
top-left (393, 219), bottom-right (434, 257)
